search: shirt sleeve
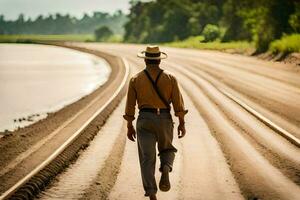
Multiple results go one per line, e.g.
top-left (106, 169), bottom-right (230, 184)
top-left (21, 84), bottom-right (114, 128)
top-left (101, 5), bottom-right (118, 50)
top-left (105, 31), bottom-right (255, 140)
top-left (123, 77), bottom-right (137, 122)
top-left (171, 76), bottom-right (188, 118)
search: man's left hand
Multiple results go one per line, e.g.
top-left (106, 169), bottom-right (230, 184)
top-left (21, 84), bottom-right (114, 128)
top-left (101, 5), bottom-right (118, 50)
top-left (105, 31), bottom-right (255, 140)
top-left (178, 123), bottom-right (186, 138)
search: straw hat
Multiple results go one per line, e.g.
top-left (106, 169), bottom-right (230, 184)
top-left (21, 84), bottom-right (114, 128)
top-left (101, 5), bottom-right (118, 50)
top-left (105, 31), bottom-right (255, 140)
top-left (137, 45), bottom-right (168, 60)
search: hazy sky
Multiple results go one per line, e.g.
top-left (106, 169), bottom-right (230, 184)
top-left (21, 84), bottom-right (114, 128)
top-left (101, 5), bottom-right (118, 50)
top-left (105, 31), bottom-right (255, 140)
top-left (0, 0), bottom-right (131, 20)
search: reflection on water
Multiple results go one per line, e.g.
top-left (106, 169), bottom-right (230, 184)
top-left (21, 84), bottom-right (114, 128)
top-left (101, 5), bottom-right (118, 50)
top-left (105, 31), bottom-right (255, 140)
top-left (0, 44), bottom-right (111, 132)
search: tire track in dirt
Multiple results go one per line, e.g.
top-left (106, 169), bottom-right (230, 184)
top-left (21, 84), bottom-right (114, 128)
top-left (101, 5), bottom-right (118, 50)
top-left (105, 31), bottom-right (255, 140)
top-left (167, 61), bottom-right (300, 168)
top-left (170, 56), bottom-right (300, 130)
top-left (164, 47), bottom-right (300, 88)
top-left (173, 62), bottom-right (300, 140)
top-left (168, 65), bottom-right (300, 200)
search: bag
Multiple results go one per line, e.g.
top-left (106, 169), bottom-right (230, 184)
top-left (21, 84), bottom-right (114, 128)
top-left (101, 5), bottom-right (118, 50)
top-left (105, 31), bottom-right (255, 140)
top-left (143, 69), bottom-right (170, 110)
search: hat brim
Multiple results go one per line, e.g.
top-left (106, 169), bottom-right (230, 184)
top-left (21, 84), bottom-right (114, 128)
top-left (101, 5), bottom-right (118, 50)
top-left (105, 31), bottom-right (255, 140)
top-left (137, 51), bottom-right (168, 60)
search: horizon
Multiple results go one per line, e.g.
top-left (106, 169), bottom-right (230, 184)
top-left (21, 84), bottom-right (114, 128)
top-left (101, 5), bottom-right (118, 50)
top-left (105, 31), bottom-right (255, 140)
top-left (0, 0), bottom-right (131, 20)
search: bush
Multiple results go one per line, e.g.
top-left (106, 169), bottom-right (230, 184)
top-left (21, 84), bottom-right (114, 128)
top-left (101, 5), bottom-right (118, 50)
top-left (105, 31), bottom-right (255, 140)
top-left (202, 24), bottom-right (221, 42)
top-left (94, 26), bottom-right (113, 41)
top-left (105, 35), bottom-right (123, 43)
top-left (269, 34), bottom-right (300, 54)
top-left (165, 36), bottom-right (253, 51)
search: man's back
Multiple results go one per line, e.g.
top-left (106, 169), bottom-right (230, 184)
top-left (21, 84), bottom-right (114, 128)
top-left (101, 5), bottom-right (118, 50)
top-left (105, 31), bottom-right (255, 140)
top-left (124, 66), bottom-right (187, 122)
top-left (131, 67), bottom-right (174, 108)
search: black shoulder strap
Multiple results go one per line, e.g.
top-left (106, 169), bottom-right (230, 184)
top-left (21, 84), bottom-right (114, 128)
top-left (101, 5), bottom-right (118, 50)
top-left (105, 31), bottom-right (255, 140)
top-left (155, 70), bottom-right (163, 84)
top-left (144, 69), bottom-right (170, 109)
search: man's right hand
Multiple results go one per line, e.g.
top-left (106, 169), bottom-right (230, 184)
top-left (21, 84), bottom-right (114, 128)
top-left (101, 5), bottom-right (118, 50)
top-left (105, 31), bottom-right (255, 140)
top-left (127, 125), bottom-right (136, 142)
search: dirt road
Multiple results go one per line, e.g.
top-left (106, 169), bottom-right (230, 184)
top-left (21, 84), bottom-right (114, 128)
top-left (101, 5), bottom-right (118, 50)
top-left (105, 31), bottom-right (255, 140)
top-left (38, 43), bottom-right (300, 200)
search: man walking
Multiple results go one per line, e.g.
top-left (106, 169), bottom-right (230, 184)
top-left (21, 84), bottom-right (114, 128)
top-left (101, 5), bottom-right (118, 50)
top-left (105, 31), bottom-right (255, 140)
top-left (123, 45), bottom-right (188, 200)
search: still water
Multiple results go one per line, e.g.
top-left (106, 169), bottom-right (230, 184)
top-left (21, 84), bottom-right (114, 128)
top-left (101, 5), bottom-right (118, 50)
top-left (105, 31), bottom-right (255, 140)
top-left (0, 44), bottom-right (111, 132)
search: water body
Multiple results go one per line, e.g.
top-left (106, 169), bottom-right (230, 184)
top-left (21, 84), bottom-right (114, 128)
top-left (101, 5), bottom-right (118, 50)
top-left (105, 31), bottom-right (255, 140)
top-left (0, 44), bottom-right (111, 132)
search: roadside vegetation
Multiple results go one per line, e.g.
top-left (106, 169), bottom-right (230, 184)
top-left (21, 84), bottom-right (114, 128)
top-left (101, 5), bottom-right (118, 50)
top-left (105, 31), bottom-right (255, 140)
top-left (94, 26), bottom-right (123, 42)
top-left (124, 0), bottom-right (300, 55)
top-left (0, 0), bottom-right (299, 55)
top-left (165, 35), bottom-right (254, 53)
top-left (269, 34), bottom-right (300, 54)
top-left (0, 34), bottom-right (94, 42)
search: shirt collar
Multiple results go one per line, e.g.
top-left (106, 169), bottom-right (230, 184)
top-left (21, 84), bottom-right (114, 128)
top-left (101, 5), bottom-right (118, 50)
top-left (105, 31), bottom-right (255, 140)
top-left (146, 65), bottom-right (161, 71)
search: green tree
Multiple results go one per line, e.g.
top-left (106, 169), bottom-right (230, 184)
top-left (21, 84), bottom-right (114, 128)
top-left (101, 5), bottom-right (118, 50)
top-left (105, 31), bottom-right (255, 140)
top-left (0, 11), bottom-right (127, 35)
top-left (221, 0), bottom-right (252, 41)
top-left (0, 15), bottom-right (5, 34)
top-left (124, 0), bottom-right (225, 43)
top-left (237, 0), bottom-right (295, 52)
top-left (202, 24), bottom-right (221, 42)
top-left (158, 1), bottom-right (191, 42)
top-left (94, 26), bottom-right (113, 41)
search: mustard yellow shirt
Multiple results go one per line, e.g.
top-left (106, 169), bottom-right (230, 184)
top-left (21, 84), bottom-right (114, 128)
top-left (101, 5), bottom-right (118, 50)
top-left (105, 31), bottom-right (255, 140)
top-left (123, 66), bottom-right (188, 122)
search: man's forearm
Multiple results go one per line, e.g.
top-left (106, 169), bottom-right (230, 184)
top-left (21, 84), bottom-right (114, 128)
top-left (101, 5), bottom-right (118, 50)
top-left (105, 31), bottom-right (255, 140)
top-left (127, 121), bottom-right (134, 128)
top-left (178, 116), bottom-right (185, 125)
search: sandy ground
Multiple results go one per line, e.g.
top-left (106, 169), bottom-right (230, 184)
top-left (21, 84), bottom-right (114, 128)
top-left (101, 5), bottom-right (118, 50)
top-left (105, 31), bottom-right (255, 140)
top-left (257, 52), bottom-right (300, 67)
top-left (37, 43), bottom-right (300, 200)
top-left (1, 43), bottom-right (299, 199)
top-left (38, 99), bottom-right (127, 200)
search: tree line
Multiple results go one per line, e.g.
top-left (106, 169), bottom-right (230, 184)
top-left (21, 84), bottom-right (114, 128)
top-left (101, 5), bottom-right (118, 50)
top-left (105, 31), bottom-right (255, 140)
top-left (0, 10), bottom-right (127, 35)
top-left (124, 0), bottom-right (300, 52)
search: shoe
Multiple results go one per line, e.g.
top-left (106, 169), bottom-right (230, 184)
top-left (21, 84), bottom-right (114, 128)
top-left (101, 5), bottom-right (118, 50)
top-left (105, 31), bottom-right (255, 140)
top-left (149, 194), bottom-right (157, 200)
top-left (159, 165), bottom-right (171, 192)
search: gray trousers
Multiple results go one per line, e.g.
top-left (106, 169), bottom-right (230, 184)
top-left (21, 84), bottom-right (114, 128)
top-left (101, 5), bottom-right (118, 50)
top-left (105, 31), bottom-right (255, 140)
top-left (136, 111), bottom-right (177, 196)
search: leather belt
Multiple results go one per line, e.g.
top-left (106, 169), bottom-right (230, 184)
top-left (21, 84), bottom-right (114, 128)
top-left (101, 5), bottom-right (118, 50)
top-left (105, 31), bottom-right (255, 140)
top-left (139, 108), bottom-right (170, 115)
